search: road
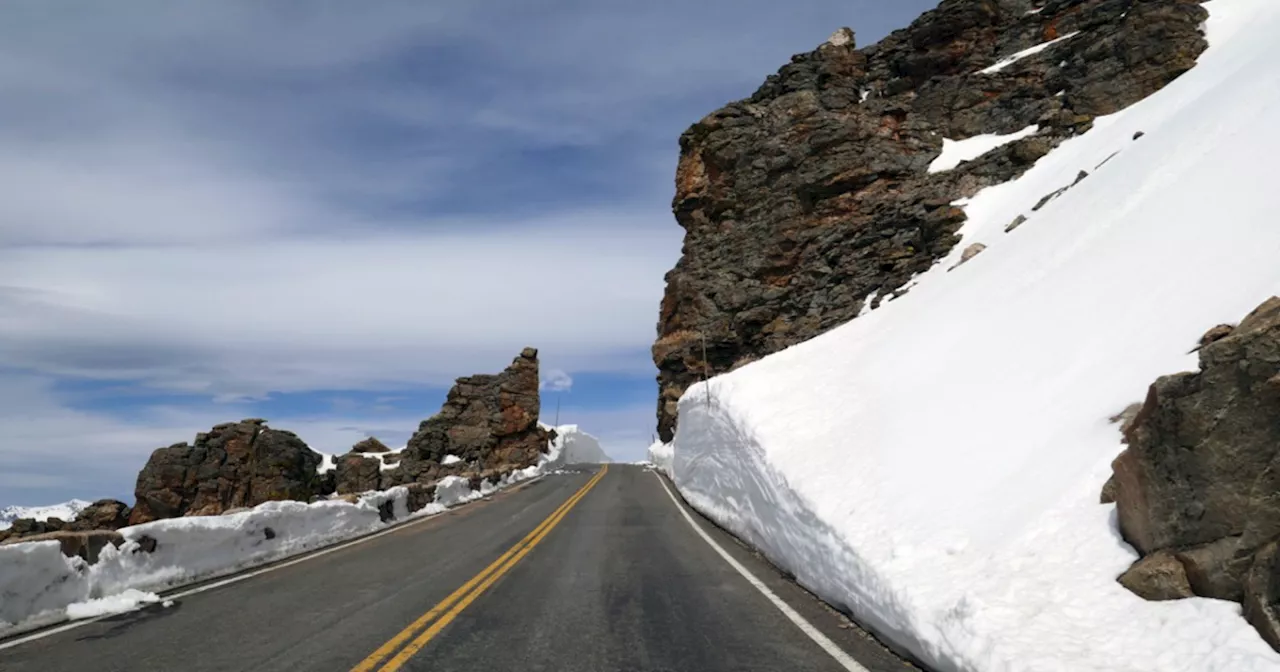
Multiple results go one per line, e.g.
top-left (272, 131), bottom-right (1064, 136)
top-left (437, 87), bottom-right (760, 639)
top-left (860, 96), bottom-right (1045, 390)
top-left (0, 464), bottom-right (918, 672)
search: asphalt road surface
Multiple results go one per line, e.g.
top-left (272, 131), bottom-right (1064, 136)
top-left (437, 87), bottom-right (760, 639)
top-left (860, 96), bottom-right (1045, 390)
top-left (0, 464), bottom-right (919, 672)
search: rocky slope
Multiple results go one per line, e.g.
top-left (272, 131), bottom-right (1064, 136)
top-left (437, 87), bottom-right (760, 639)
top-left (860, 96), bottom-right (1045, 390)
top-left (1113, 297), bottom-right (1280, 650)
top-left (652, 0), bottom-right (1209, 440)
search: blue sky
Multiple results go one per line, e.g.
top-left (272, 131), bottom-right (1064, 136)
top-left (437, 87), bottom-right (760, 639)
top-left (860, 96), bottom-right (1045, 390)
top-left (0, 0), bottom-right (937, 505)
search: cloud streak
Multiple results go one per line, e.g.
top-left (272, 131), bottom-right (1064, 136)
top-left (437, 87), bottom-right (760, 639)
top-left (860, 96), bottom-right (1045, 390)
top-left (0, 0), bottom-right (940, 502)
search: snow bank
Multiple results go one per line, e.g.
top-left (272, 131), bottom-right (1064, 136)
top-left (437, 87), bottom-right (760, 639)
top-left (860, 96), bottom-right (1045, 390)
top-left (0, 490), bottom-right (403, 635)
top-left (647, 440), bottom-right (674, 478)
top-left (0, 499), bottom-right (92, 530)
top-left (544, 424), bottom-right (613, 466)
top-left (928, 125), bottom-right (1039, 173)
top-left (670, 2), bottom-right (1280, 670)
top-left (0, 450), bottom-right (555, 637)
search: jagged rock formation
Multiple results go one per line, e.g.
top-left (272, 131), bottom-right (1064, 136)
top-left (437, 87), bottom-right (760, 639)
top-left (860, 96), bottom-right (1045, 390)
top-left (1111, 297), bottom-right (1280, 650)
top-left (130, 419), bottom-right (325, 524)
top-left (652, 0), bottom-right (1209, 441)
top-left (386, 348), bottom-right (551, 486)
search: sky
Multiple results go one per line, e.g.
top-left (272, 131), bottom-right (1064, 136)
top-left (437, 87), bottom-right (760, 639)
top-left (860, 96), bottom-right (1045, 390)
top-left (0, 0), bottom-right (938, 505)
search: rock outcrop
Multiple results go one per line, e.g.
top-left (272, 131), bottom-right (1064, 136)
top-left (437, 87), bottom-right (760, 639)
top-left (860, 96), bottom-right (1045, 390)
top-left (335, 453), bottom-right (384, 495)
top-left (1111, 297), bottom-right (1280, 650)
top-left (652, 0), bottom-right (1209, 441)
top-left (351, 437), bottom-right (391, 454)
top-left (386, 348), bottom-right (550, 486)
top-left (68, 499), bottom-right (132, 531)
top-left (0, 498), bottom-right (132, 545)
top-left (130, 419), bottom-right (325, 524)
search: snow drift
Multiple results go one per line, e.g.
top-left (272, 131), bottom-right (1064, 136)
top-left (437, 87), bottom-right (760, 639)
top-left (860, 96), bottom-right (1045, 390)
top-left (544, 424), bottom-right (612, 466)
top-left (667, 1), bottom-right (1280, 670)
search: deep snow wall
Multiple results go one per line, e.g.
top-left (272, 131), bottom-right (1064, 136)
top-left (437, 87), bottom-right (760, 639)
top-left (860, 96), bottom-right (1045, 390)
top-left (669, 1), bottom-right (1280, 670)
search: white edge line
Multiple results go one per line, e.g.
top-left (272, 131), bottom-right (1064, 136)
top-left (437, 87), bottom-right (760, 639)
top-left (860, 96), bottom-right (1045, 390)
top-left (0, 474), bottom-right (547, 652)
top-left (652, 471), bottom-right (869, 672)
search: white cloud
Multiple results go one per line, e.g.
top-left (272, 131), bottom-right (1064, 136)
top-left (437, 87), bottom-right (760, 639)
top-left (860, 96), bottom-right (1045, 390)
top-left (0, 214), bottom-right (678, 395)
top-left (0, 0), bottom-right (943, 501)
top-left (540, 369), bottom-right (574, 393)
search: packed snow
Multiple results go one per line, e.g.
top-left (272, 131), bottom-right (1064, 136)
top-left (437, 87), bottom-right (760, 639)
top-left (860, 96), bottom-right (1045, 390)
top-left (65, 589), bottom-right (162, 619)
top-left (441, 454), bottom-right (462, 465)
top-left (928, 125), bottom-right (1040, 173)
top-left (978, 31), bottom-right (1081, 74)
top-left (665, 2), bottom-right (1280, 670)
top-left (0, 431), bottom-right (573, 636)
top-left (544, 424), bottom-right (613, 466)
top-left (647, 439), bottom-right (674, 477)
top-left (0, 499), bottom-right (92, 530)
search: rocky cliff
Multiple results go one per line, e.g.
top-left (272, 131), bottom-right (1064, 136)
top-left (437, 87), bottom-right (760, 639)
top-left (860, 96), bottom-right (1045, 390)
top-left (130, 419), bottom-right (326, 524)
top-left (387, 347), bottom-right (550, 487)
top-left (653, 0), bottom-right (1209, 441)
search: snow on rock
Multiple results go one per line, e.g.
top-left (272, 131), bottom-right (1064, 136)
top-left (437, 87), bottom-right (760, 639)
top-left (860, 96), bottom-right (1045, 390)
top-left (0, 499), bottom-right (92, 530)
top-left (928, 125), bottom-right (1039, 173)
top-left (669, 2), bottom-right (1280, 670)
top-left (979, 31), bottom-right (1081, 74)
top-left (433, 476), bottom-right (483, 508)
top-left (441, 454), bottom-right (462, 465)
top-left (647, 440), bottom-right (674, 478)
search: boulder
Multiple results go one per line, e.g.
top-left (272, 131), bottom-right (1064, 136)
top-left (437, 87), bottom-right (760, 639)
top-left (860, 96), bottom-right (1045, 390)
top-left (130, 418), bottom-right (325, 524)
top-left (390, 348), bottom-right (551, 486)
top-left (1245, 542), bottom-right (1280, 652)
top-left (351, 437), bottom-right (391, 454)
top-left (1117, 551), bottom-right (1194, 601)
top-left (2, 517), bottom-right (66, 541)
top-left (1110, 297), bottom-right (1280, 650)
top-left (405, 483), bottom-right (438, 513)
top-left (335, 454), bottom-right (383, 495)
top-left (67, 499), bottom-right (132, 531)
top-left (651, 0), bottom-right (1209, 442)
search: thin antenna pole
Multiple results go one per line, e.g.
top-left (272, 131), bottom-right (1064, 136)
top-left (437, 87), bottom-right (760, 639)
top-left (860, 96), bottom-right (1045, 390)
top-left (554, 394), bottom-right (561, 427)
top-left (701, 332), bottom-right (711, 409)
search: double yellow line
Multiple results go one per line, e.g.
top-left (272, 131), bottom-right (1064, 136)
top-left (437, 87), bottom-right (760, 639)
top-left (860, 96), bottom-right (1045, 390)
top-left (351, 465), bottom-right (609, 672)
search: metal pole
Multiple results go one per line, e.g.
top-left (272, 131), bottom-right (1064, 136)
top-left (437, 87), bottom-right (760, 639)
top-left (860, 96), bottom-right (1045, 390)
top-left (702, 332), bottom-right (711, 409)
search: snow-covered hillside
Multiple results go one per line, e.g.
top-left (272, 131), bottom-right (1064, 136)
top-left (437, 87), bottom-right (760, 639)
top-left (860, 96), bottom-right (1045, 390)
top-left (0, 500), bottom-right (92, 531)
top-left (660, 1), bottom-right (1280, 670)
top-left (544, 424), bottom-right (612, 466)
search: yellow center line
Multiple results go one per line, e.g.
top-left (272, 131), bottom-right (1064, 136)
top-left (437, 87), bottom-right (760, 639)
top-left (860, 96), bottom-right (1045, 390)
top-left (350, 465), bottom-right (608, 672)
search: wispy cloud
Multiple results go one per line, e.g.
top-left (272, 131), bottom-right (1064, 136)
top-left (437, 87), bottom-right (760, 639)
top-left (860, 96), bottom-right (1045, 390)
top-left (541, 369), bottom-right (575, 393)
top-left (0, 0), bottom-right (939, 502)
